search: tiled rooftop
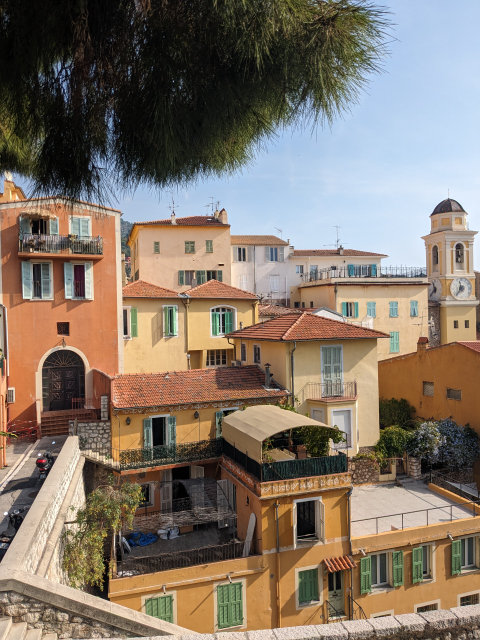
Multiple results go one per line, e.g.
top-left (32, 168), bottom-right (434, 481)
top-left (292, 249), bottom-right (387, 257)
top-left (111, 365), bottom-right (287, 408)
top-left (228, 312), bottom-right (389, 342)
top-left (231, 235), bottom-right (288, 246)
top-left (458, 341), bottom-right (480, 353)
top-left (132, 213), bottom-right (228, 227)
top-left (259, 304), bottom-right (302, 317)
top-left (123, 280), bottom-right (181, 298)
top-left (188, 279), bottom-right (258, 299)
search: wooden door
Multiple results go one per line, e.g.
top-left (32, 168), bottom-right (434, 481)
top-left (48, 367), bottom-right (79, 411)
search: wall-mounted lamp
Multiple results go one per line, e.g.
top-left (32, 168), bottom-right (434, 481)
top-left (194, 411), bottom-right (199, 419)
top-left (447, 533), bottom-right (454, 541)
top-left (126, 417), bottom-right (131, 425)
top-left (359, 549), bottom-right (366, 557)
top-left (162, 584), bottom-right (166, 594)
top-left (227, 573), bottom-right (233, 583)
top-left (62, 338), bottom-right (66, 348)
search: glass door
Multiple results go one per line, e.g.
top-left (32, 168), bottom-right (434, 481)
top-left (328, 570), bottom-right (344, 615)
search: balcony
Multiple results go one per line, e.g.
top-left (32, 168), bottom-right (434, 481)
top-left (303, 381), bottom-right (357, 402)
top-left (19, 233), bottom-right (103, 258)
top-left (301, 265), bottom-right (427, 285)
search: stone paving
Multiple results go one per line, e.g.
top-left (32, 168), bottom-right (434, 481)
top-left (351, 480), bottom-right (475, 537)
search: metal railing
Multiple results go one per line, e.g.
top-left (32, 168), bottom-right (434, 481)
top-left (326, 600), bottom-right (345, 622)
top-left (351, 598), bottom-right (367, 620)
top-left (113, 538), bottom-right (261, 578)
top-left (352, 498), bottom-right (480, 536)
top-left (429, 470), bottom-right (479, 501)
top-left (304, 381), bottom-right (357, 400)
top-left (301, 265), bottom-right (427, 284)
top-left (19, 233), bottom-right (103, 255)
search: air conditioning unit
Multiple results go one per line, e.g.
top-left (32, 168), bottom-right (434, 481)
top-left (7, 388), bottom-right (15, 403)
top-left (231, 360), bottom-right (242, 367)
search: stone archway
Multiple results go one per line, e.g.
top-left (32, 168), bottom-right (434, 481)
top-left (42, 350), bottom-right (85, 411)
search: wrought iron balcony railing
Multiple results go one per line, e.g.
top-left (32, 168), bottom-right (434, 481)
top-left (301, 265), bottom-right (426, 284)
top-left (19, 233), bottom-right (103, 255)
top-left (304, 381), bottom-right (357, 400)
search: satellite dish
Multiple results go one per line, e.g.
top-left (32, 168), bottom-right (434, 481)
top-left (4, 172), bottom-right (12, 181)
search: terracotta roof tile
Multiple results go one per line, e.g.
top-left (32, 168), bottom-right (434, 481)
top-left (111, 366), bottom-right (287, 408)
top-left (133, 215), bottom-right (228, 227)
top-left (187, 279), bottom-right (258, 299)
top-left (259, 304), bottom-right (302, 317)
top-left (458, 341), bottom-right (480, 353)
top-left (228, 312), bottom-right (389, 341)
top-left (324, 555), bottom-right (356, 573)
top-left (123, 280), bottom-right (181, 298)
top-left (231, 235), bottom-right (289, 246)
top-left (292, 249), bottom-right (387, 257)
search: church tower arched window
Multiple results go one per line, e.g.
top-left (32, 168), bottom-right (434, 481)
top-left (432, 245), bottom-right (438, 269)
top-left (455, 243), bottom-right (464, 269)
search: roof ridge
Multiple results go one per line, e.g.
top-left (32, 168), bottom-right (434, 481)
top-left (282, 312), bottom-right (307, 340)
top-left (187, 279), bottom-right (258, 298)
top-left (122, 279), bottom-right (180, 297)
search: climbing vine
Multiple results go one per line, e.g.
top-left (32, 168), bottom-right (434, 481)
top-left (62, 478), bottom-right (142, 588)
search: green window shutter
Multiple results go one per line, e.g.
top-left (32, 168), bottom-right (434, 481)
top-left (168, 416), bottom-right (176, 445)
top-left (196, 270), bottom-right (206, 285)
top-left (178, 270), bottom-right (185, 286)
top-left (206, 240), bottom-right (213, 253)
top-left (410, 300), bottom-right (418, 317)
top-left (412, 546), bottom-right (424, 584)
top-left (153, 241), bottom-right (160, 254)
top-left (229, 583), bottom-right (243, 626)
top-left (347, 264), bottom-right (355, 276)
top-left (185, 241), bottom-right (195, 253)
top-left (172, 307), bottom-right (178, 335)
top-left (392, 550), bottom-right (404, 587)
top-left (164, 306), bottom-right (169, 336)
top-left (354, 302), bottom-right (359, 318)
top-left (143, 418), bottom-right (152, 448)
top-left (452, 540), bottom-right (462, 575)
top-left (131, 308), bottom-right (138, 337)
top-left (224, 311), bottom-right (233, 335)
top-left (215, 411), bottom-right (223, 438)
top-left (212, 311), bottom-right (220, 336)
top-left (390, 332), bottom-right (399, 353)
top-left (299, 569), bottom-right (318, 604)
top-left (360, 556), bottom-right (371, 594)
top-left (341, 302), bottom-right (347, 316)
top-left (145, 595), bottom-right (173, 623)
top-left (217, 270), bottom-right (223, 282)
top-left (217, 585), bottom-right (230, 629)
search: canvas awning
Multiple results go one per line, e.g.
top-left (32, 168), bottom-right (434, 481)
top-left (20, 208), bottom-right (56, 220)
top-left (324, 555), bottom-right (356, 573)
top-left (221, 404), bottom-right (340, 464)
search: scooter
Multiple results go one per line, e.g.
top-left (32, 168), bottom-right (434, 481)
top-left (0, 506), bottom-right (29, 560)
top-left (36, 442), bottom-right (56, 482)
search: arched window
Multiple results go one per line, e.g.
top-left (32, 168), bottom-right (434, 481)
top-left (211, 306), bottom-right (236, 336)
top-left (432, 245), bottom-right (439, 268)
top-left (455, 243), bottom-right (464, 269)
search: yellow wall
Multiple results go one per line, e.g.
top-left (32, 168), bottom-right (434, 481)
top-left (378, 342), bottom-right (480, 435)
top-left (440, 305), bottom-right (477, 344)
top-left (129, 224), bottom-right (232, 291)
top-left (123, 296), bottom-right (258, 373)
top-left (233, 338), bottom-right (380, 451)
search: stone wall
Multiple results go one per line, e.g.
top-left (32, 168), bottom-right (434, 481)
top-left (428, 304), bottom-right (441, 347)
top-left (348, 456), bottom-right (379, 485)
top-left (69, 421), bottom-right (111, 454)
top-left (407, 456), bottom-right (422, 480)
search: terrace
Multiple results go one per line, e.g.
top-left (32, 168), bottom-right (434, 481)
top-left (300, 265), bottom-right (427, 286)
top-left (19, 233), bottom-right (103, 257)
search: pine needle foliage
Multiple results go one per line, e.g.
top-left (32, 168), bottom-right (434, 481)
top-left (62, 479), bottom-right (142, 589)
top-left (0, 0), bottom-right (390, 202)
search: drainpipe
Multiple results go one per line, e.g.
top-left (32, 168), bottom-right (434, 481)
top-left (253, 247), bottom-right (256, 294)
top-left (334, 283), bottom-right (338, 313)
top-left (346, 486), bottom-right (354, 620)
top-left (181, 297), bottom-right (190, 355)
top-left (290, 341), bottom-right (297, 406)
top-left (227, 337), bottom-right (236, 362)
top-left (275, 502), bottom-right (282, 628)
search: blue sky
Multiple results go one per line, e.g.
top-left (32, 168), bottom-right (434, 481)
top-left (119, 0), bottom-right (480, 266)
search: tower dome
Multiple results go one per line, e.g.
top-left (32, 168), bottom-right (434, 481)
top-left (431, 198), bottom-right (465, 216)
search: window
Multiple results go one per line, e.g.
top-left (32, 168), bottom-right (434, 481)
top-left (310, 302), bottom-right (314, 308)
top-left (21, 262), bottom-right (52, 300)
top-left (465, 320), bottom-right (470, 329)
top-left (367, 302), bottom-right (376, 318)
top-left (342, 302), bottom-right (358, 318)
top-left (207, 350), bottom-right (227, 367)
top-left (240, 343), bottom-right (247, 363)
top-left (423, 381), bottom-right (434, 397)
top-left (70, 216), bottom-right (90, 237)
top-left (416, 603), bottom-right (439, 613)
top-left (446, 388), bottom-right (462, 400)
top-left (461, 537), bottom-right (475, 569)
top-left (57, 322), bottom-right (69, 336)
top-left (64, 263), bottom-right (93, 300)
top-left (298, 569), bottom-right (319, 606)
top-left (454, 320), bottom-right (459, 329)
top-left (265, 246), bottom-right (284, 262)
top-left (389, 332), bottom-right (399, 353)
top-left (139, 483), bottom-right (154, 507)
top-left (296, 265), bottom-right (304, 274)
top-left (217, 582), bottom-right (243, 629)
top-left (238, 275), bottom-right (247, 291)
top-left (270, 275), bottom-right (280, 292)
top-left (206, 240), bottom-right (213, 253)
top-left (371, 553), bottom-right (388, 587)
top-left (460, 593), bottom-right (480, 606)
top-left (207, 270), bottom-right (222, 282)
top-left (145, 595), bottom-right (174, 623)
top-left (361, 551), bottom-right (402, 592)
top-left (163, 306), bottom-right (178, 337)
top-left (389, 301), bottom-right (399, 318)
top-left (134, 269), bottom-right (139, 281)
top-left (123, 308), bottom-right (131, 338)
top-left (294, 302), bottom-right (300, 308)
top-left (302, 302), bottom-right (305, 308)
top-left (211, 307), bottom-right (235, 336)
top-left (455, 243), bottom-right (464, 268)
top-left (185, 241), bottom-right (195, 254)
top-left (294, 498), bottom-right (324, 546)
top-left (253, 344), bottom-right (261, 364)
top-left (432, 245), bottom-right (439, 267)
top-left (412, 545), bottom-right (432, 583)
top-left (178, 270), bottom-right (195, 286)
top-left (410, 301), bottom-right (418, 317)
top-left (153, 241), bottom-right (160, 254)
top-left (233, 246), bottom-right (252, 262)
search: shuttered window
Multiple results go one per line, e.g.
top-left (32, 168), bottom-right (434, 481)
top-left (145, 595), bottom-right (174, 623)
top-left (392, 551), bottom-right (404, 587)
top-left (206, 240), bottom-right (213, 253)
top-left (217, 582), bottom-right (243, 629)
top-left (341, 302), bottom-right (358, 318)
top-left (360, 556), bottom-right (371, 594)
top-left (367, 302), bottom-right (376, 318)
top-left (446, 388), bottom-right (462, 400)
top-left (412, 546), bottom-right (424, 584)
top-left (410, 300), bottom-right (418, 317)
top-left (211, 307), bottom-right (235, 336)
top-left (22, 262), bottom-right (52, 300)
top-left (153, 241), bottom-right (160, 254)
top-left (371, 553), bottom-right (388, 587)
top-left (389, 301), bottom-right (399, 317)
top-left (298, 569), bottom-right (319, 605)
top-left (71, 216), bottom-right (90, 237)
top-left (389, 332), bottom-right (399, 353)
top-left (130, 308), bottom-right (138, 337)
top-left (163, 306), bottom-right (178, 337)
top-left (196, 270), bottom-right (206, 285)
top-left (185, 241), bottom-right (195, 253)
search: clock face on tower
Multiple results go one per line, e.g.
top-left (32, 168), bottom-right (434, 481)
top-left (428, 278), bottom-right (442, 302)
top-left (450, 277), bottom-right (472, 300)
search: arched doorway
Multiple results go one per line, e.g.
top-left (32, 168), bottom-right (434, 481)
top-left (42, 350), bottom-right (85, 411)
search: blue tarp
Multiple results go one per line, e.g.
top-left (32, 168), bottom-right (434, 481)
top-left (127, 532), bottom-right (158, 547)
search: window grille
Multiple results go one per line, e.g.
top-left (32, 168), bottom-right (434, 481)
top-left (446, 388), bottom-right (462, 401)
top-left (417, 603), bottom-right (438, 613)
top-left (57, 322), bottom-right (69, 336)
top-left (423, 381), bottom-right (434, 397)
top-left (460, 594), bottom-right (479, 606)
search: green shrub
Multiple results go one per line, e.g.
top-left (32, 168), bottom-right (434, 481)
top-left (375, 426), bottom-right (410, 459)
top-left (379, 397), bottom-right (416, 429)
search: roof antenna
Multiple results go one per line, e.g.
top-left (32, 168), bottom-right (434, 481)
top-left (205, 196), bottom-right (215, 215)
top-left (448, 188), bottom-right (450, 199)
top-left (168, 192), bottom-right (178, 216)
top-left (324, 226), bottom-right (345, 250)
top-left (274, 227), bottom-right (283, 239)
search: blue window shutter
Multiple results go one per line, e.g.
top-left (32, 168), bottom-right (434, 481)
top-left (143, 418), bottom-right (152, 448)
top-left (178, 270), bottom-right (185, 286)
top-left (389, 301), bottom-right (398, 318)
top-left (341, 302), bottom-right (347, 316)
top-left (168, 416), bottom-right (176, 445)
top-left (411, 300), bottom-right (418, 317)
top-left (130, 308), bottom-right (138, 337)
top-left (20, 217), bottom-right (30, 234)
top-left (354, 302), bottom-right (359, 318)
top-left (347, 264), bottom-right (354, 276)
top-left (49, 217), bottom-right (59, 235)
top-left (217, 270), bottom-right (223, 282)
top-left (367, 302), bottom-right (376, 318)
top-left (390, 332), bottom-right (399, 353)
top-left (64, 263), bottom-right (74, 299)
top-left (21, 262), bottom-right (32, 300)
top-left (371, 264), bottom-right (377, 276)
top-left (71, 217), bottom-right (80, 236)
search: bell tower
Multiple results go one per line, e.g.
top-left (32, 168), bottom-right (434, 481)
top-left (422, 198), bottom-right (478, 346)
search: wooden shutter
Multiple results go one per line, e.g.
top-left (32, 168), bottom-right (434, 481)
top-left (265, 247), bottom-right (270, 262)
top-left (347, 264), bottom-right (354, 276)
top-left (153, 241), bottom-right (160, 254)
top-left (354, 302), bottom-right (359, 318)
top-left (212, 311), bottom-right (220, 336)
top-left (390, 301), bottom-right (398, 317)
top-left (360, 556), bottom-right (371, 594)
top-left (412, 546), bottom-right (424, 584)
top-left (217, 585), bottom-right (230, 629)
top-left (19, 217), bottom-right (30, 234)
top-left (49, 217), bottom-right (59, 235)
top-left (172, 307), bottom-right (178, 335)
top-left (247, 247), bottom-right (253, 262)
top-left (392, 550), bottom-right (404, 587)
top-left (130, 308), bottom-right (138, 337)
top-left (341, 302), bottom-right (347, 316)
top-left (215, 411), bottom-right (223, 438)
top-left (390, 332), bottom-right (399, 353)
top-left (318, 500), bottom-right (325, 542)
top-left (178, 270), bottom-right (185, 286)
top-left (143, 418), bottom-right (152, 448)
top-left (196, 270), bottom-right (206, 284)
top-left (411, 300), bottom-right (418, 317)
top-left (80, 218), bottom-right (90, 237)
top-left (206, 240), bottom-right (213, 253)
top-left (217, 270), bottom-right (223, 282)
top-left (168, 416), bottom-right (176, 445)
top-left (21, 262), bottom-right (32, 300)
top-left (84, 262), bottom-right (93, 299)
top-left (299, 569), bottom-right (318, 604)
top-left (279, 246), bottom-right (285, 262)
top-left (64, 263), bottom-right (74, 299)
top-left (232, 247), bottom-right (238, 263)
top-left (230, 583), bottom-right (243, 627)
top-left (163, 307), bottom-right (170, 336)
top-left (224, 311), bottom-right (233, 334)
top-left (41, 263), bottom-right (51, 299)
top-left (371, 264), bottom-right (377, 276)
top-left (145, 595), bottom-right (173, 623)
top-left (71, 217), bottom-right (80, 236)
top-left (452, 540), bottom-right (462, 575)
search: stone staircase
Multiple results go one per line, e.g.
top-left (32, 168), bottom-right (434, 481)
top-left (40, 410), bottom-right (96, 437)
top-left (0, 618), bottom-right (55, 640)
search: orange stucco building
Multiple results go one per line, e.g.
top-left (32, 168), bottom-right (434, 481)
top-left (0, 179), bottom-right (123, 433)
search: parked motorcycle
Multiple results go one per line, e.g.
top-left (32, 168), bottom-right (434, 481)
top-left (0, 506), bottom-right (29, 559)
top-left (36, 441), bottom-right (56, 482)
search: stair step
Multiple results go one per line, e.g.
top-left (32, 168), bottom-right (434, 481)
top-left (42, 634), bottom-right (58, 640)
top-left (24, 631), bottom-right (41, 640)
top-left (8, 623), bottom-right (27, 640)
top-left (0, 618), bottom-right (12, 640)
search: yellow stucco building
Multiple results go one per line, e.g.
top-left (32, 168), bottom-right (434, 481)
top-left (122, 279), bottom-right (258, 372)
top-left (228, 312), bottom-right (388, 454)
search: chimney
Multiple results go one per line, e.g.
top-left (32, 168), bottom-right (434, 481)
top-left (171, 213), bottom-right (176, 225)
top-left (265, 363), bottom-right (272, 389)
top-left (338, 245), bottom-right (344, 256)
top-left (218, 208), bottom-right (228, 224)
top-left (417, 336), bottom-right (429, 352)
top-left (287, 239), bottom-right (290, 245)
top-left (214, 209), bottom-right (220, 220)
